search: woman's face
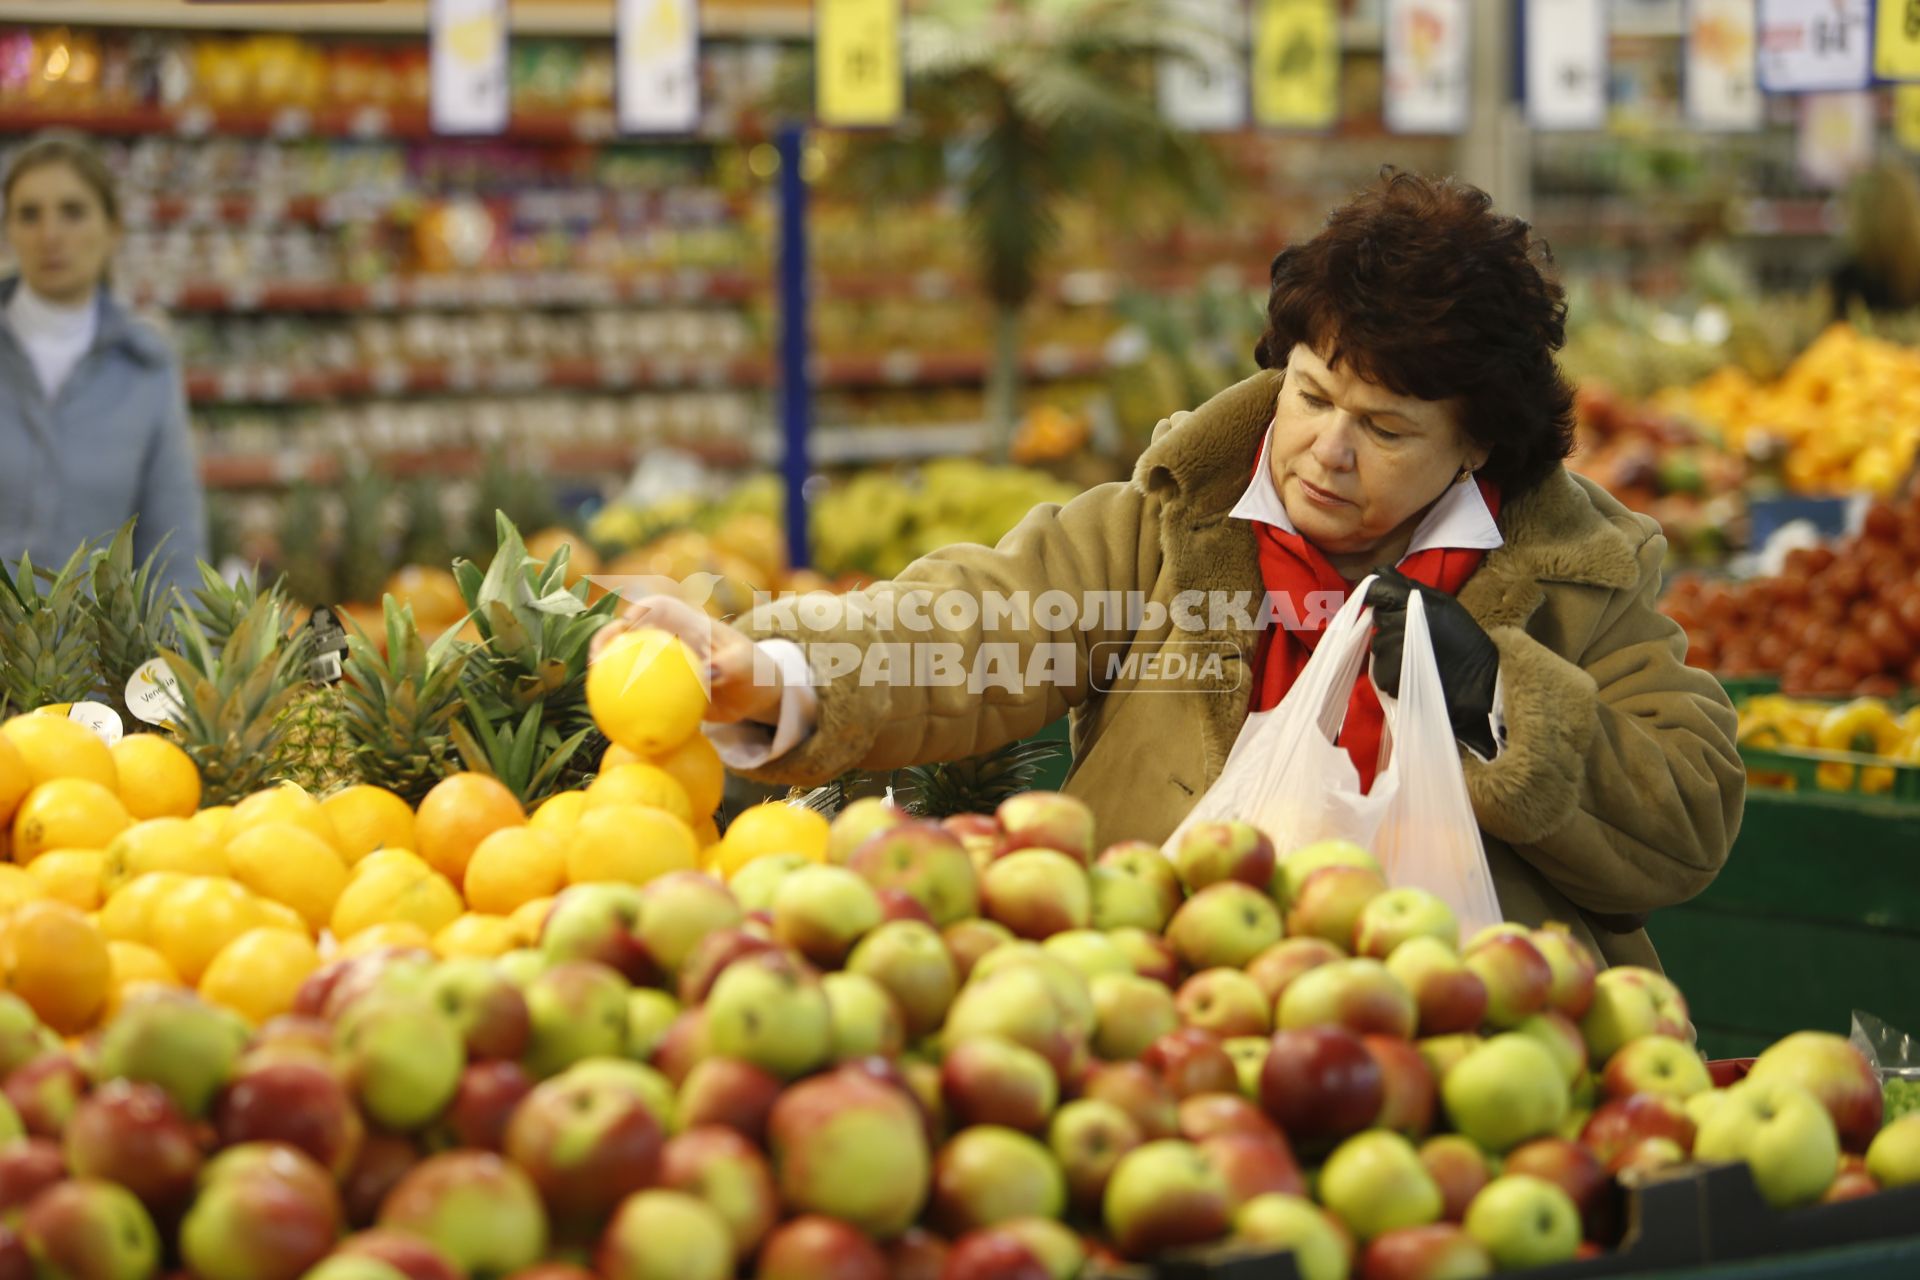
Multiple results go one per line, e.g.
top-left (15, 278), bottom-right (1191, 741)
top-left (5, 163), bottom-right (118, 305)
top-left (1267, 344), bottom-right (1489, 557)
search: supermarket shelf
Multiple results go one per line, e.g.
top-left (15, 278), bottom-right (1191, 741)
top-left (125, 189), bottom-right (756, 231)
top-left (0, 1), bottom-right (814, 39)
top-left (139, 271), bottom-right (761, 315)
top-left (809, 422), bottom-right (990, 464)
top-left (0, 103), bottom-right (748, 145)
top-left (199, 438), bottom-right (761, 488)
top-left (184, 347), bottom-right (1109, 403)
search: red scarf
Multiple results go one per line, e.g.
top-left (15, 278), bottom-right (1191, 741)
top-left (1248, 470), bottom-right (1501, 793)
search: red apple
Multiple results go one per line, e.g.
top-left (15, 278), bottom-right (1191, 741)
top-left (64, 1080), bottom-right (202, 1217)
top-left (677, 929), bottom-right (779, 1006)
top-left (335, 1231), bottom-right (465, 1280)
top-left (0, 1225), bottom-right (26, 1280)
top-left (1418, 1135), bottom-right (1492, 1223)
top-left (846, 822), bottom-right (982, 929)
top-left (1529, 926), bottom-right (1597, 1020)
top-left (1502, 1138), bottom-right (1611, 1239)
top-left (342, 1133), bottom-right (420, 1228)
top-left (1200, 1130), bottom-right (1307, 1204)
top-left (1358, 1222), bottom-right (1494, 1280)
top-left (1277, 958), bottom-right (1418, 1040)
top-left (940, 1228), bottom-right (1059, 1280)
top-left (1285, 865), bottom-right (1389, 949)
top-left (425, 958), bottom-right (531, 1062)
top-left (1822, 1165), bottom-right (1881, 1203)
top-left (1385, 938), bottom-right (1488, 1037)
top-left (1746, 1031), bottom-right (1885, 1153)
top-left (1462, 935), bottom-right (1552, 1028)
top-left (1105, 928), bottom-right (1179, 987)
top-left (538, 884), bottom-right (655, 985)
top-left (942, 1037), bottom-right (1058, 1133)
top-left (677, 1057), bottom-right (783, 1145)
top-left (942, 919), bottom-right (1017, 983)
top-left (651, 1008), bottom-right (711, 1087)
top-left (437, 1061), bottom-right (535, 1154)
top-left (1142, 1028), bottom-right (1239, 1099)
top-left (1260, 1028), bottom-right (1385, 1150)
top-left (21, 1181), bottom-right (161, 1280)
top-left (0, 1139), bottom-right (64, 1215)
top-left (503, 1071), bottom-right (664, 1238)
top-left (1048, 1098), bottom-right (1144, 1211)
top-left (214, 1060), bottom-right (365, 1180)
top-left (1246, 937), bottom-right (1346, 1005)
top-left (1172, 820), bottom-right (1277, 892)
top-left (5, 1053), bottom-right (86, 1138)
top-left (995, 792), bottom-right (1096, 865)
top-left (1579, 1093), bottom-right (1695, 1168)
top-left (659, 1126), bottom-right (779, 1263)
top-left (1363, 1035), bottom-right (1437, 1139)
top-left (241, 1015), bottom-right (335, 1071)
top-left (1600, 1034), bottom-right (1712, 1101)
top-left (886, 1228), bottom-right (950, 1280)
top-left (1102, 1139), bottom-right (1233, 1258)
top-left (770, 1067), bottom-right (932, 1239)
top-left (1080, 1061), bottom-right (1179, 1140)
top-left (1611, 1135), bottom-right (1688, 1179)
top-left (1176, 969), bottom-right (1273, 1039)
top-left (754, 1213), bottom-right (891, 1279)
top-left (1177, 1093), bottom-right (1282, 1145)
top-left (179, 1160), bottom-right (343, 1280)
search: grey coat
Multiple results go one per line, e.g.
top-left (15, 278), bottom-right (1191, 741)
top-left (0, 278), bottom-right (207, 595)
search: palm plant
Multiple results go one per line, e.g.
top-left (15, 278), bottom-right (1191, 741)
top-left (776, 0), bottom-right (1227, 455)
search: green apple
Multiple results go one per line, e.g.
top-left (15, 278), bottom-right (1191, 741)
top-left (638, 872), bottom-right (743, 978)
top-left (1090, 974), bottom-right (1181, 1061)
top-left (377, 1151), bottom-right (549, 1276)
top-left (827, 796), bottom-right (911, 864)
top-left (1440, 1034), bottom-right (1568, 1153)
top-left (847, 920), bottom-right (960, 1038)
top-left (966, 945), bottom-right (1097, 1050)
top-left (20, 1179), bottom-right (162, 1280)
top-left (521, 961), bottom-right (631, 1079)
top-left (1318, 1131), bottom-right (1443, 1241)
top-left (705, 952), bottom-right (832, 1080)
top-left (333, 993), bottom-right (465, 1132)
top-left (426, 957), bottom-right (533, 1062)
top-left (1224, 1037), bottom-right (1270, 1101)
top-left (1746, 1030), bottom-right (1885, 1153)
top-left (1866, 1114), bottom-right (1920, 1189)
top-left (0, 992), bottom-right (49, 1077)
top-left (1049, 1098), bottom-right (1144, 1210)
top-left (1277, 958), bottom-right (1417, 1040)
top-left (726, 853), bottom-right (811, 914)
top-left (1694, 1079), bottom-right (1839, 1208)
top-left (538, 883), bottom-right (651, 983)
top-left (1166, 883), bottom-right (1283, 971)
top-left (1095, 842), bottom-right (1186, 922)
top-left (822, 972), bottom-right (907, 1062)
top-left (770, 1067), bottom-right (931, 1237)
top-left (1417, 1033), bottom-right (1483, 1084)
top-left (1041, 930), bottom-right (1133, 982)
top-left (1463, 1174), bottom-right (1580, 1270)
top-left (625, 989), bottom-right (681, 1063)
top-left (92, 988), bottom-right (245, 1117)
top-left (302, 1260), bottom-right (409, 1280)
top-left (597, 1189), bottom-right (732, 1280)
top-left (1101, 1139), bottom-right (1233, 1259)
top-left (1600, 1033), bottom-right (1712, 1099)
top-left (982, 851), bottom-right (1092, 941)
top-left (772, 865), bottom-right (883, 967)
top-left (1285, 867), bottom-right (1389, 951)
top-left (1353, 887), bottom-right (1459, 958)
top-left (1090, 866), bottom-right (1172, 932)
top-left (1515, 1012), bottom-right (1589, 1087)
top-left (1172, 820), bottom-right (1276, 894)
top-left (495, 948), bottom-right (548, 989)
top-left (1233, 1193), bottom-right (1354, 1280)
top-left (1273, 839), bottom-right (1379, 909)
top-left (944, 962), bottom-right (1087, 1082)
top-left (566, 1058), bottom-right (677, 1132)
top-left (845, 822), bottom-right (981, 927)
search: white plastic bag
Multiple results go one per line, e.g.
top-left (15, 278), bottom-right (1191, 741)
top-left (1164, 579), bottom-right (1503, 937)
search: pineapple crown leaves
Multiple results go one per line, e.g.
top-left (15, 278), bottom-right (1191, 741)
top-left (0, 541), bottom-right (107, 715)
top-left (450, 700), bottom-right (594, 807)
top-left (791, 738), bottom-right (1069, 819)
top-left (452, 512), bottom-right (616, 716)
top-left (338, 595), bottom-right (473, 802)
top-left (87, 520), bottom-right (182, 709)
top-left (158, 593), bottom-right (319, 802)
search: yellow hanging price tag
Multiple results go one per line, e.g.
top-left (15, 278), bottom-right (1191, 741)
top-left (818, 0), bottom-right (904, 127)
top-left (1253, 0), bottom-right (1341, 130)
top-left (1875, 0), bottom-right (1920, 80)
top-left (1898, 85), bottom-right (1920, 150)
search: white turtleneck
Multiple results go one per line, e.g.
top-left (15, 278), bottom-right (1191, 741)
top-left (6, 281), bottom-right (99, 401)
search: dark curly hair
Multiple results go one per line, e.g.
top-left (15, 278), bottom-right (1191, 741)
top-left (1255, 169), bottom-right (1576, 497)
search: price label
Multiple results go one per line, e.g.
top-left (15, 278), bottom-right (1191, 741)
top-left (1523, 0), bottom-right (1606, 130)
top-left (1796, 90), bottom-right (1874, 189)
top-left (67, 700), bottom-right (124, 747)
top-left (1157, 0), bottom-right (1250, 131)
top-left (1898, 85), bottom-right (1920, 151)
top-left (619, 0), bottom-right (700, 134)
top-left (816, 0), bottom-right (903, 127)
top-left (1876, 0), bottom-right (1920, 80)
top-left (1686, 0), bottom-right (1765, 130)
top-left (1384, 0), bottom-right (1471, 134)
top-left (430, 0), bottom-right (510, 135)
top-left (271, 107), bottom-right (312, 139)
top-left (350, 106), bottom-right (391, 140)
top-left (1253, 0), bottom-right (1341, 130)
top-left (124, 657), bottom-right (184, 728)
top-left (1757, 0), bottom-right (1870, 92)
top-left (880, 351), bottom-right (921, 384)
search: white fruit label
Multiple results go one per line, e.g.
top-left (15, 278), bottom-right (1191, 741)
top-left (67, 700), bottom-right (125, 746)
top-left (126, 657), bottom-right (186, 727)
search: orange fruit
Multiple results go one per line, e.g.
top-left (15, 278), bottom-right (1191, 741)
top-left (330, 863), bottom-right (463, 941)
top-left (101, 818), bottom-right (226, 895)
top-left (0, 734), bottom-right (29, 827)
top-left (384, 565), bottom-right (467, 630)
top-left (227, 783), bottom-right (344, 857)
top-left (320, 785), bottom-right (417, 866)
top-left (565, 804), bottom-right (698, 887)
top-left (712, 801), bottom-right (830, 877)
top-left (414, 773), bottom-right (525, 883)
top-left (11, 779), bottom-right (131, 864)
top-left (0, 900), bottom-right (110, 1034)
top-left (649, 733), bottom-right (725, 817)
top-left (433, 913), bottom-right (521, 959)
top-left (151, 877), bottom-right (264, 986)
top-left (529, 790), bottom-right (589, 838)
top-left (199, 927), bottom-right (321, 1024)
top-left (0, 865), bottom-right (44, 913)
top-left (463, 827), bottom-right (566, 916)
top-left (585, 762), bottom-right (693, 824)
top-left (586, 628), bottom-right (708, 756)
top-left (225, 823), bottom-right (349, 932)
top-left (109, 734), bottom-right (201, 820)
top-left (98, 872), bottom-right (187, 945)
top-left (25, 849), bottom-right (105, 911)
top-left (692, 813), bottom-right (721, 850)
top-left (0, 714), bottom-right (118, 791)
top-left (104, 941), bottom-right (179, 1017)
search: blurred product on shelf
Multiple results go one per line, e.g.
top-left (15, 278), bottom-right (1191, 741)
top-left (1735, 692), bottom-right (1920, 797)
top-left (1564, 385), bottom-right (1748, 567)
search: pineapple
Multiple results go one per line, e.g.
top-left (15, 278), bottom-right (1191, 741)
top-left (337, 468), bottom-right (397, 607)
top-left (87, 520), bottom-right (180, 730)
top-left (789, 737), bottom-right (1069, 819)
top-left (0, 543), bottom-right (100, 718)
top-left (339, 596), bottom-right (472, 804)
top-left (450, 702), bottom-right (596, 808)
top-left (276, 483), bottom-right (336, 608)
top-left (161, 586), bottom-right (316, 805)
top-left (278, 676), bottom-right (356, 798)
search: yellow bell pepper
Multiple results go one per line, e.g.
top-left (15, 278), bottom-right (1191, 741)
top-left (1816, 698), bottom-right (1902, 756)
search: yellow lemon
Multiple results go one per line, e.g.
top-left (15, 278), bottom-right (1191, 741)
top-left (508, 895), bottom-right (554, 944)
top-left (0, 899), bottom-right (110, 1034)
top-left (586, 762), bottom-right (693, 825)
top-left (228, 783), bottom-right (345, 858)
top-left (25, 849), bottom-right (105, 911)
top-left (101, 818), bottom-right (226, 895)
top-left (463, 827), bottom-right (566, 916)
top-left (713, 801), bottom-right (829, 877)
top-left (104, 941), bottom-right (179, 1017)
top-left (586, 628), bottom-right (707, 756)
top-left (600, 742), bottom-right (642, 771)
top-left (0, 714), bottom-right (118, 791)
top-left (354, 848), bottom-right (431, 882)
top-left (692, 813), bottom-right (720, 850)
top-left (225, 823), bottom-right (349, 933)
top-left (649, 733), bottom-right (725, 817)
top-left (529, 790), bottom-right (590, 837)
top-left (338, 921), bottom-right (435, 959)
top-left (151, 876), bottom-right (264, 986)
top-left (200, 927), bottom-right (321, 1024)
top-left (108, 734), bottom-right (201, 820)
top-left (320, 785), bottom-right (417, 866)
top-left (330, 864), bottom-right (462, 940)
top-left (415, 773), bottom-right (525, 884)
top-left (188, 805), bottom-right (234, 847)
top-left (433, 913), bottom-right (521, 959)
top-left (11, 779), bottom-right (131, 864)
top-left (0, 734), bottom-right (29, 828)
top-left (0, 865), bottom-right (45, 913)
top-left (565, 804), bottom-right (698, 887)
top-left (256, 898), bottom-right (311, 936)
top-left (97, 872), bottom-right (188, 945)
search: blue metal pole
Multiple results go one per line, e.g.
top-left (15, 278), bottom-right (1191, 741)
top-left (776, 125), bottom-right (812, 571)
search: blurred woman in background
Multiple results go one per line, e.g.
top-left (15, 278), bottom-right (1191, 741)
top-left (0, 132), bottom-right (204, 590)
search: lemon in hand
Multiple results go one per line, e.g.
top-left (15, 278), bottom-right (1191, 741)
top-left (587, 628), bottom-right (708, 756)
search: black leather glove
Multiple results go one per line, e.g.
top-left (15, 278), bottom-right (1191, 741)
top-left (1365, 566), bottom-right (1501, 758)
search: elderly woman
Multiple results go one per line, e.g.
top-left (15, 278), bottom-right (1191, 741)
top-left (610, 171), bottom-right (1745, 968)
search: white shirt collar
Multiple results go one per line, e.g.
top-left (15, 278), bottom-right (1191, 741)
top-left (1228, 422), bottom-right (1504, 555)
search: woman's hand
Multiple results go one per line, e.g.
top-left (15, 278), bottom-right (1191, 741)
top-left (590, 593), bottom-right (787, 726)
top-left (1365, 566), bottom-right (1500, 756)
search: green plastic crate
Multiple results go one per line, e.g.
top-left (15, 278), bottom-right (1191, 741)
top-left (1737, 742), bottom-right (1920, 805)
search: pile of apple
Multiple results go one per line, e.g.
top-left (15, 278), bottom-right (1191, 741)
top-left (0, 792), bottom-right (1913, 1280)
